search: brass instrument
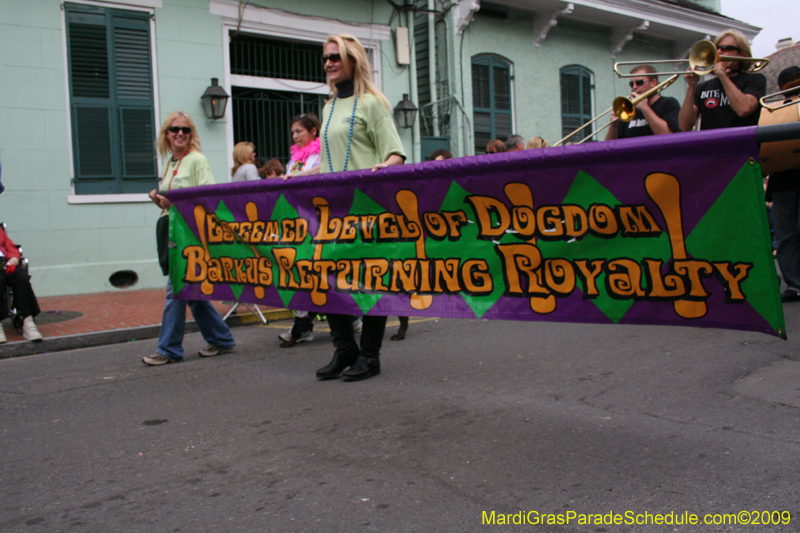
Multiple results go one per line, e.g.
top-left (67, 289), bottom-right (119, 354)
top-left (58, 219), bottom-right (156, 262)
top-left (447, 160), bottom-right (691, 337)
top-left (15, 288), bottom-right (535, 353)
top-left (613, 40), bottom-right (769, 78)
top-left (760, 85), bottom-right (800, 112)
top-left (554, 74), bottom-right (679, 147)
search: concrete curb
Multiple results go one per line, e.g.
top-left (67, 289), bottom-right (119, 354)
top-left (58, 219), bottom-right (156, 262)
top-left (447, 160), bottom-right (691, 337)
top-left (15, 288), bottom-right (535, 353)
top-left (0, 308), bottom-right (293, 360)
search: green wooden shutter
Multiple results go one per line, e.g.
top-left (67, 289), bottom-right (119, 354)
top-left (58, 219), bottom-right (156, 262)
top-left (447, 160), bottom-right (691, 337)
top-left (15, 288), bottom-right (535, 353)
top-left (472, 55), bottom-right (512, 154)
top-left (66, 3), bottom-right (156, 194)
top-left (112, 13), bottom-right (157, 189)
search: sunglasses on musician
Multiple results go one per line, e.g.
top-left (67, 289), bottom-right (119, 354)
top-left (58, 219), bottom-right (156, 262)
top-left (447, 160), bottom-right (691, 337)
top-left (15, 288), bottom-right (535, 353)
top-left (717, 45), bottom-right (741, 53)
top-left (168, 126), bottom-right (191, 134)
top-left (629, 79), bottom-right (647, 88)
top-left (322, 53), bottom-right (342, 65)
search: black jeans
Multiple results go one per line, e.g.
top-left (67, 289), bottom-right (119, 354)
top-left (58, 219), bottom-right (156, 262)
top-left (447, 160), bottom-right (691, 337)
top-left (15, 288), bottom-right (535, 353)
top-left (291, 311), bottom-right (316, 337)
top-left (0, 268), bottom-right (40, 320)
top-left (327, 314), bottom-right (387, 358)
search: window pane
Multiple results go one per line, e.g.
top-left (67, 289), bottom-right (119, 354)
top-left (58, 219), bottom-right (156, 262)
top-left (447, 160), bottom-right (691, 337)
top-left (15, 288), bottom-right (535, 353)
top-left (114, 26), bottom-right (152, 100)
top-left (120, 108), bottom-right (156, 177)
top-left (69, 23), bottom-right (110, 99)
top-left (474, 111), bottom-right (492, 153)
top-left (493, 67), bottom-right (510, 110)
top-left (561, 72), bottom-right (579, 115)
top-left (74, 106), bottom-right (113, 176)
top-left (495, 112), bottom-right (512, 139)
top-left (230, 35), bottom-right (326, 83)
top-left (472, 64), bottom-right (490, 108)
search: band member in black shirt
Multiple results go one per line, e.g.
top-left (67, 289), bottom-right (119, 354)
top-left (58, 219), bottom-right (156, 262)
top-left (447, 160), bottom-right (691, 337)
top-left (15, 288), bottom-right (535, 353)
top-left (679, 29), bottom-right (766, 131)
top-left (605, 64), bottom-right (681, 140)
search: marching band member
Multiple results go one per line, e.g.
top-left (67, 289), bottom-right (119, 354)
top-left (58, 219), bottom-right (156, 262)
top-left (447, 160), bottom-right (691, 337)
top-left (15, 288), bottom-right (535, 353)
top-left (679, 29), bottom-right (766, 132)
top-left (606, 64), bottom-right (680, 140)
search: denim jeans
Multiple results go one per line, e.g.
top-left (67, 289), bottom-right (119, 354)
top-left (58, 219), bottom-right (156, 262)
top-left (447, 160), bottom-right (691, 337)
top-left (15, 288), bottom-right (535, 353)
top-left (327, 314), bottom-right (387, 358)
top-left (772, 190), bottom-right (800, 289)
top-left (157, 278), bottom-right (235, 360)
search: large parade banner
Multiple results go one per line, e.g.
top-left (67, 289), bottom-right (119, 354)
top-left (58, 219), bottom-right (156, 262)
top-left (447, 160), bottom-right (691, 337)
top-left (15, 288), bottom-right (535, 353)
top-left (167, 127), bottom-right (785, 338)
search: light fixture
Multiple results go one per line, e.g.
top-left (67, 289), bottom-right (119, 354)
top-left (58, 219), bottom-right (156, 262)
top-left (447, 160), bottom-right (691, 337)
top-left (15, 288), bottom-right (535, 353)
top-left (201, 78), bottom-right (230, 120)
top-left (393, 94), bottom-right (418, 128)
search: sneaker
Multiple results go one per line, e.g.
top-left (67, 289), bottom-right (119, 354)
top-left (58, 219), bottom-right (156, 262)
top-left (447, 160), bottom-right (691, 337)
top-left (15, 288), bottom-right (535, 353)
top-left (781, 288), bottom-right (800, 302)
top-left (352, 317), bottom-right (363, 332)
top-left (142, 353), bottom-right (177, 366)
top-left (22, 316), bottom-right (43, 342)
top-left (279, 328), bottom-right (294, 342)
top-left (198, 344), bottom-right (235, 357)
top-left (279, 330), bottom-right (314, 344)
top-left (0, 327), bottom-right (6, 344)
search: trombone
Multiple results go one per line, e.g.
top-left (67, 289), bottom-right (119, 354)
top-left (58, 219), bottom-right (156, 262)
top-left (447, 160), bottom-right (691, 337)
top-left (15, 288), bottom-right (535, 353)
top-left (760, 86), bottom-right (800, 112)
top-left (613, 40), bottom-right (769, 78)
top-left (554, 74), bottom-right (679, 147)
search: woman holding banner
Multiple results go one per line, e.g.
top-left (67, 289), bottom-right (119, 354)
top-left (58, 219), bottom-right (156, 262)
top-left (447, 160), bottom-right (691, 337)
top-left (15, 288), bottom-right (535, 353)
top-left (280, 113), bottom-right (323, 347)
top-left (313, 34), bottom-right (406, 381)
top-left (144, 111), bottom-right (236, 366)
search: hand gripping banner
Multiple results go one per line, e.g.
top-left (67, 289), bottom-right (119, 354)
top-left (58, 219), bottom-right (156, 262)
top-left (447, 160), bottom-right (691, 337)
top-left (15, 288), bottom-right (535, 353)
top-left (167, 127), bottom-right (785, 338)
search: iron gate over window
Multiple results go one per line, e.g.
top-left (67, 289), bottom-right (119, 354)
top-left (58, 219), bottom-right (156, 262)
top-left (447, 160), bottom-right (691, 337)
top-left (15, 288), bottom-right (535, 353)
top-left (232, 87), bottom-right (325, 170)
top-left (230, 34), bottom-right (326, 83)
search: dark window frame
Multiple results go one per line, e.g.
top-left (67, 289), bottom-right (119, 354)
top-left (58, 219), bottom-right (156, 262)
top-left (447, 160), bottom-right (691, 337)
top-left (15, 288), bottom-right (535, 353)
top-left (472, 54), bottom-right (513, 155)
top-left (560, 65), bottom-right (595, 143)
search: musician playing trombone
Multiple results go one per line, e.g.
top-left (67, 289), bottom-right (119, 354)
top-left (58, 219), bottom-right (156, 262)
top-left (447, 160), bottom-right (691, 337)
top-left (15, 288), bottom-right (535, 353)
top-left (605, 64), bottom-right (681, 140)
top-left (679, 29), bottom-right (766, 132)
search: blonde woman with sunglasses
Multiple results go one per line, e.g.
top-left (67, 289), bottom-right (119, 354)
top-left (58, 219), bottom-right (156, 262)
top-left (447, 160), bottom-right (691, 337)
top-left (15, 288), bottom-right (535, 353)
top-left (144, 111), bottom-right (236, 366)
top-left (314, 34), bottom-right (406, 382)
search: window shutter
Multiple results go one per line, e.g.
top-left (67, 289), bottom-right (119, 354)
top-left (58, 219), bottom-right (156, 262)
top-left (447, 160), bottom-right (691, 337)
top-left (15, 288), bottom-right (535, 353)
top-left (113, 14), bottom-right (157, 182)
top-left (74, 106), bottom-right (113, 176)
top-left (66, 4), bottom-right (156, 194)
top-left (472, 55), bottom-right (513, 154)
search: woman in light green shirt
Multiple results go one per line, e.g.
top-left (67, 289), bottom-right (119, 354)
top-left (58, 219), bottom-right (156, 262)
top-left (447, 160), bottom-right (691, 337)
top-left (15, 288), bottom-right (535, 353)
top-left (144, 111), bottom-right (236, 366)
top-left (314, 34), bottom-right (406, 382)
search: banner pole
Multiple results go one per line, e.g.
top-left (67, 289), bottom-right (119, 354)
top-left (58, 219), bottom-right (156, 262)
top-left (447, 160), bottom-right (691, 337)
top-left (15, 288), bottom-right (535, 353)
top-left (755, 121), bottom-right (800, 143)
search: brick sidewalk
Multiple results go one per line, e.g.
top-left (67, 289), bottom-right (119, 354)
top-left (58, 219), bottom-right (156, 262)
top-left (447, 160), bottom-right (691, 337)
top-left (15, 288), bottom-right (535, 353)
top-left (0, 288), bottom-right (291, 354)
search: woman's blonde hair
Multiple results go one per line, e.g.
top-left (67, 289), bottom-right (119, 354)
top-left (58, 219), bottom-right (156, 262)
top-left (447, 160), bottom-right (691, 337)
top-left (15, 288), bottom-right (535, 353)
top-left (324, 34), bottom-right (390, 110)
top-left (156, 111), bottom-right (201, 157)
top-left (526, 136), bottom-right (550, 150)
top-left (231, 142), bottom-right (255, 176)
top-left (714, 29), bottom-right (754, 71)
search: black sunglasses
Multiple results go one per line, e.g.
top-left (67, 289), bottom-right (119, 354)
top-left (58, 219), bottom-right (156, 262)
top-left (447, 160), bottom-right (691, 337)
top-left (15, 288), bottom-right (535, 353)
top-left (629, 79), bottom-right (647, 88)
top-left (168, 126), bottom-right (191, 134)
top-left (717, 45), bottom-right (741, 53)
top-left (322, 53), bottom-right (342, 65)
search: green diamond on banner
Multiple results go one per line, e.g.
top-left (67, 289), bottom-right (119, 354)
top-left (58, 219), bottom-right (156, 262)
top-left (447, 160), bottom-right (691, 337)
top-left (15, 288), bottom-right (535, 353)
top-left (426, 181), bottom-right (512, 318)
top-left (212, 200), bottom-right (250, 301)
top-left (169, 209), bottom-right (201, 296)
top-left (261, 193), bottom-right (312, 309)
top-left (686, 161), bottom-right (785, 335)
top-left (537, 171), bottom-right (671, 323)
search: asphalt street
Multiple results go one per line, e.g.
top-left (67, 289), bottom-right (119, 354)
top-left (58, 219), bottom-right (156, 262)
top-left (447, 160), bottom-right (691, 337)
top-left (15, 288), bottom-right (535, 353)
top-left (2, 311), bottom-right (800, 532)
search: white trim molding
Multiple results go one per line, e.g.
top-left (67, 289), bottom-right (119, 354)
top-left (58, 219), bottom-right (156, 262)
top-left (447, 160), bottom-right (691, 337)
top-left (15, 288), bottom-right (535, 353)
top-left (209, 0), bottom-right (391, 44)
top-left (68, 194), bottom-right (152, 204)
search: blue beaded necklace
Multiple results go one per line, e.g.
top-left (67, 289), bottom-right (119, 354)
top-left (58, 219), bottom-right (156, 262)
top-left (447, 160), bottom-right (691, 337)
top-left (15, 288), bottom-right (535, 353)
top-left (323, 93), bottom-right (358, 172)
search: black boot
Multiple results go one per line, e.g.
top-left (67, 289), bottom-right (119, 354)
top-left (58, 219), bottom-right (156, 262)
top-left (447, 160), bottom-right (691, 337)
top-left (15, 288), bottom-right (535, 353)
top-left (341, 355), bottom-right (380, 381)
top-left (316, 348), bottom-right (358, 380)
